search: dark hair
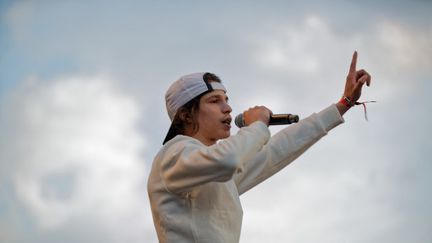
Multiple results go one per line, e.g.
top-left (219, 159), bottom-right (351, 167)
top-left (170, 72), bottom-right (222, 137)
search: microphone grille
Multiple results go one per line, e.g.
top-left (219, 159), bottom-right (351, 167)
top-left (289, 114), bottom-right (299, 123)
top-left (234, 113), bottom-right (244, 128)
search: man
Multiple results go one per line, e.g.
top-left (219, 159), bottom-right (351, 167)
top-left (148, 52), bottom-right (371, 242)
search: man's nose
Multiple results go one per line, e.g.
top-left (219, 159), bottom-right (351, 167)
top-left (223, 103), bottom-right (232, 113)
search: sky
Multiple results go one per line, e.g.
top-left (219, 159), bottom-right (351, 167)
top-left (0, 0), bottom-right (431, 242)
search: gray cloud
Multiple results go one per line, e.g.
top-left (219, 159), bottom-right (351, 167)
top-left (0, 75), bottom-right (156, 242)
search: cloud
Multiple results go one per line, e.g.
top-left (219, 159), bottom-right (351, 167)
top-left (238, 121), bottom-right (428, 243)
top-left (0, 75), bottom-right (156, 242)
top-left (250, 14), bottom-right (432, 78)
top-left (251, 15), bottom-right (332, 73)
top-left (246, 14), bottom-right (432, 112)
top-left (373, 21), bottom-right (432, 74)
top-left (250, 15), bottom-right (358, 74)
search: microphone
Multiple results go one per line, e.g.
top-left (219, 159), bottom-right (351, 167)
top-left (235, 113), bottom-right (299, 128)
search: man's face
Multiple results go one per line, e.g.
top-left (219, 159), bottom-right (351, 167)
top-left (192, 89), bottom-right (232, 146)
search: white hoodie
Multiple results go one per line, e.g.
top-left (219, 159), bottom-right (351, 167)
top-left (148, 104), bottom-right (344, 243)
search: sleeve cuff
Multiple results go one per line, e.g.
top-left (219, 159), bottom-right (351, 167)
top-left (316, 104), bottom-right (345, 132)
top-left (246, 121), bottom-right (271, 144)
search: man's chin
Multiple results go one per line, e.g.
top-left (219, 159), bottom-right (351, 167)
top-left (221, 132), bottom-right (230, 139)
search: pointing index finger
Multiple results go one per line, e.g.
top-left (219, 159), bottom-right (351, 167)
top-left (349, 51), bottom-right (358, 74)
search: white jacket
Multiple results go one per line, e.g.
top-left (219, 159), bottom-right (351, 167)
top-left (148, 104), bottom-right (344, 243)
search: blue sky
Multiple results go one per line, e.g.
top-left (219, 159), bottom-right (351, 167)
top-left (1, 1), bottom-right (431, 242)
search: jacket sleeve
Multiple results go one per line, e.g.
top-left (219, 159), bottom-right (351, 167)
top-left (159, 121), bottom-right (270, 194)
top-left (234, 104), bottom-right (344, 195)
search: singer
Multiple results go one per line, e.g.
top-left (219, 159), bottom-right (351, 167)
top-left (148, 51), bottom-right (372, 243)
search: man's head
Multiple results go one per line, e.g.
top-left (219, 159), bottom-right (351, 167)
top-left (163, 72), bottom-right (232, 145)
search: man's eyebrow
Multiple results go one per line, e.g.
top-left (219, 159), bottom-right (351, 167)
top-left (205, 93), bottom-right (229, 101)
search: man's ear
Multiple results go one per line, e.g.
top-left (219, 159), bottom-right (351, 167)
top-left (179, 110), bottom-right (193, 124)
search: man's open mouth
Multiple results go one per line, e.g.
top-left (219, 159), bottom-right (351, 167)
top-left (221, 117), bottom-right (232, 126)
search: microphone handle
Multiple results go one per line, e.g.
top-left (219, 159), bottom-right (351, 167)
top-left (269, 114), bottom-right (299, 125)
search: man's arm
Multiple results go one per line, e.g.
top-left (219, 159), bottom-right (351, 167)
top-left (234, 51), bottom-right (372, 194)
top-left (234, 104), bottom-right (344, 194)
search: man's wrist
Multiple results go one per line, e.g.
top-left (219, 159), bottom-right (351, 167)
top-left (336, 101), bottom-right (350, 116)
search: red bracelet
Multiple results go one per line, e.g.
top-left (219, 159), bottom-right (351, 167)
top-left (339, 96), bottom-right (355, 107)
top-left (339, 96), bottom-right (377, 121)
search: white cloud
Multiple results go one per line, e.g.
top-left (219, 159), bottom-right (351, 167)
top-left (251, 14), bottom-right (432, 78)
top-left (247, 14), bottom-right (432, 111)
top-left (0, 75), bottom-right (155, 242)
top-left (377, 21), bottom-right (432, 70)
top-left (238, 134), bottom-right (412, 243)
top-left (251, 15), bottom-right (349, 73)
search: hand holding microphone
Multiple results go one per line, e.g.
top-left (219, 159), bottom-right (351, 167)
top-left (234, 106), bottom-right (299, 128)
top-left (238, 106), bottom-right (271, 127)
